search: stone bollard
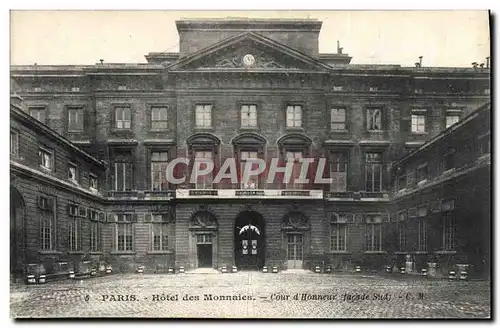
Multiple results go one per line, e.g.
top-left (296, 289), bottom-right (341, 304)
top-left (314, 266), bottom-right (321, 273)
top-left (137, 266), bottom-right (144, 274)
top-left (232, 266), bottom-right (237, 273)
top-left (69, 270), bottom-right (76, 279)
top-left (448, 270), bottom-right (457, 281)
top-left (168, 267), bottom-right (174, 274)
top-left (178, 266), bottom-right (185, 274)
top-left (272, 266), bottom-right (278, 273)
top-left (105, 265), bottom-right (112, 274)
top-left (221, 266), bottom-right (228, 273)
top-left (400, 267), bottom-right (406, 274)
top-left (325, 265), bottom-right (332, 274)
top-left (457, 264), bottom-right (469, 281)
top-left (262, 266), bottom-right (268, 273)
top-left (355, 266), bottom-right (361, 273)
top-left (27, 274), bottom-right (36, 284)
top-left (38, 275), bottom-right (46, 284)
top-left (421, 268), bottom-right (428, 277)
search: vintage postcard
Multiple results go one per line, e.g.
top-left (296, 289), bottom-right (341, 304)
top-left (9, 10), bottom-right (491, 319)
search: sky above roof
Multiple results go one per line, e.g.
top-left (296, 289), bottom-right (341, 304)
top-left (10, 10), bottom-right (490, 67)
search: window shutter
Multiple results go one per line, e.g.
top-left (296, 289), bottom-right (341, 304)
top-left (407, 170), bottom-right (415, 186)
top-left (125, 163), bottom-right (133, 191)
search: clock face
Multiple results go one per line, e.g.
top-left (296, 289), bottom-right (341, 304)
top-left (242, 54), bottom-right (255, 67)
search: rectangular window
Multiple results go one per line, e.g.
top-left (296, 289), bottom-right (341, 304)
top-left (151, 151), bottom-right (169, 191)
top-left (330, 223), bottom-right (347, 251)
top-left (240, 151), bottom-right (259, 189)
top-left (333, 86), bottom-right (343, 91)
top-left (68, 108), bottom-right (84, 132)
top-left (40, 212), bottom-right (53, 250)
top-left (366, 108), bottom-right (382, 130)
top-left (330, 108), bottom-right (346, 130)
top-left (365, 152), bottom-right (382, 192)
top-left (286, 105), bottom-right (302, 128)
top-left (90, 221), bottom-right (101, 252)
top-left (442, 212), bottom-right (455, 251)
top-left (195, 104), bottom-right (212, 128)
top-left (38, 147), bottom-right (53, 171)
top-left (330, 152), bottom-right (347, 192)
top-left (115, 107), bottom-right (131, 129)
top-left (68, 217), bottom-right (81, 251)
top-left (151, 107), bottom-right (168, 131)
top-left (68, 161), bottom-right (78, 183)
top-left (418, 219), bottom-right (427, 251)
top-left (411, 114), bottom-right (426, 133)
top-left (71, 87), bottom-right (80, 92)
top-left (196, 234), bottom-right (213, 244)
top-left (398, 224), bottom-right (406, 252)
top-left (194, 151), bottom-right (213, 189)
top-left (116, 214), bottom-right (134, 251)
top-left (241, 105), bottom-right (257, 128)
top-left (446, 115), bottom-right (460, 128)
top-left (10, 130), bottom-right (19, 157)
top-left (443, 149), bottom-right (455, 172)
top-left (89, 174), bottom-right (98, 190)
top-left (286, 151), bottom-right (303, 189)
top-left (114, 154), bottom-right (133, 191)
top-left (416, 164), bottom-right (428, 182)
top-left (151, 215), bottom-right (169, 251)
top-left (29, 108), bottom-right (46, 124)
top-left (365, 223), bottom-right (382, 252)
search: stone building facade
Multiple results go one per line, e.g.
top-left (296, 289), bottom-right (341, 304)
top-left (10, 19), bottom-right (491, 277)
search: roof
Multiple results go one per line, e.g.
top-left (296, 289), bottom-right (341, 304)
top-left (392, 102), bottom-right (491, 168)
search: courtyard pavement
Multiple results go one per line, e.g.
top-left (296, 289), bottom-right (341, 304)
top-left (10, 271), bottom-right (491, 319)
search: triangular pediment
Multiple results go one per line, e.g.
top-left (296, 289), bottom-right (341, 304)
top-left (167, 32), bottom-right (330, 72)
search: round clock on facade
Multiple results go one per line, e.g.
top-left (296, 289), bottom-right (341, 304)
top-left (242, 54), bottom-right (256, 67)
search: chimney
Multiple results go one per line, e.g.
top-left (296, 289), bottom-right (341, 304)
top-left (472, 62), bottom-right (478, 68)
top-left (337, 41), bottom-right (343, 54)
top-left (418, 56), bottom-right (423, 67)
top-left (480, 63), bottom-right (485, 68)
top-left (99, 59), bottom-right (104, 64)
top-left (486, 57), bottom-right (490, 68)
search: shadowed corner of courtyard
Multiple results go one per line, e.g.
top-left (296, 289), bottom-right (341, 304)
top-left (9, 271), bottom-right (491, 319)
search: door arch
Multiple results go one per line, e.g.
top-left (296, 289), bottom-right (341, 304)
top-left (10, 186), bottom-right (26, 276)
top-left (234, 211), bottom-right (265, 270)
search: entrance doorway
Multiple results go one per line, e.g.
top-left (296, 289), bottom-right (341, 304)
top-left (287, 234), bottom-right (303, 269)
top-left (234, 211), bottom-right (265, 270)
top-left (196, 234), bottom-right (213, 268)
top-left (10, 186), bottom-right (25, 276)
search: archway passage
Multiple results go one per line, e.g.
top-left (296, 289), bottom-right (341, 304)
top-left (10, 186), bottom-right (25, 276)
top-left (234, 211), bottom-right (265, 270)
